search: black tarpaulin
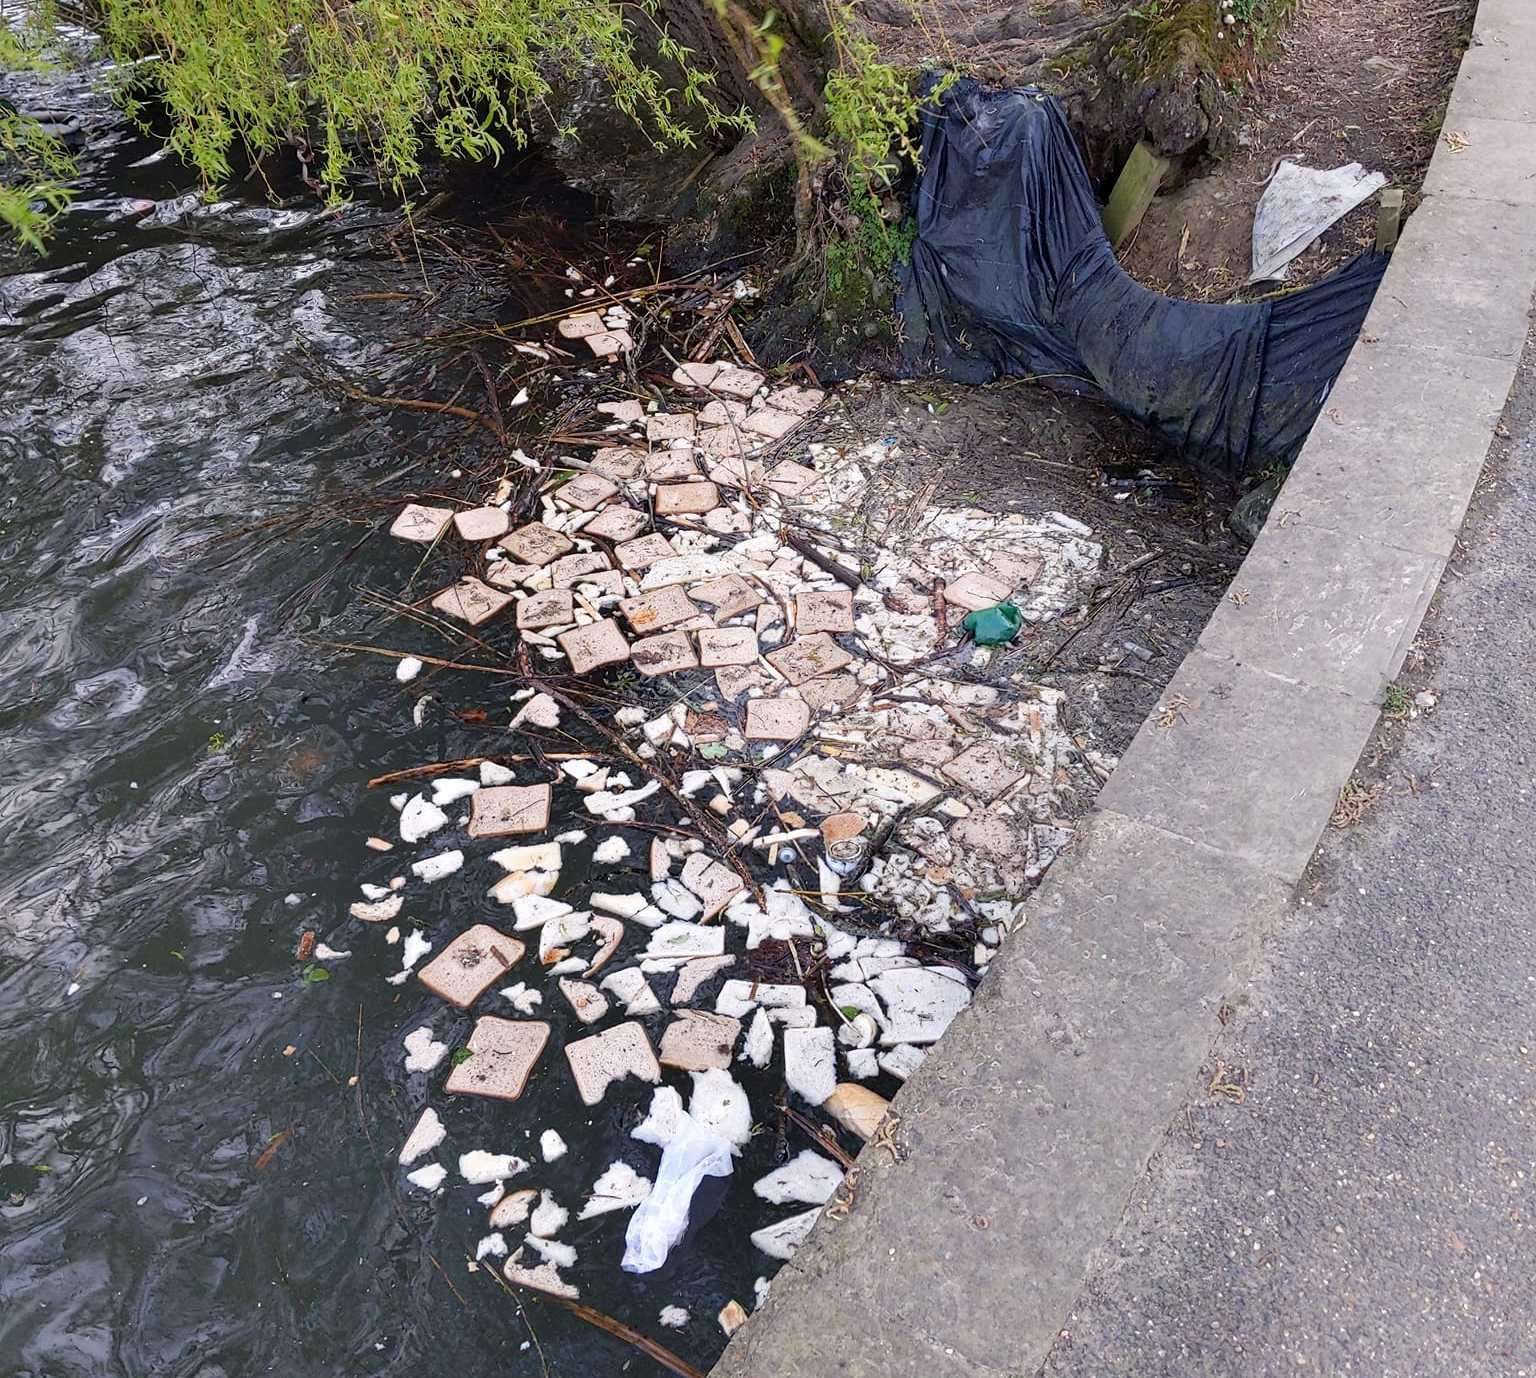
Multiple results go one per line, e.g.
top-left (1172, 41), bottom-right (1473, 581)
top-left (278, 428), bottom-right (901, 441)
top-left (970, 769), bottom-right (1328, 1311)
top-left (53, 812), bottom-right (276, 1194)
top-left (898, 78), bottom-right (1386, 480)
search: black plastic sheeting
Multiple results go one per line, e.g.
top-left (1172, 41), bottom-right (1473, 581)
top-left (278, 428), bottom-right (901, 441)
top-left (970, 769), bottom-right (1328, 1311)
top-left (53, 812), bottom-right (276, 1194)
top-left (898, 79), bottom-right (1388, 481)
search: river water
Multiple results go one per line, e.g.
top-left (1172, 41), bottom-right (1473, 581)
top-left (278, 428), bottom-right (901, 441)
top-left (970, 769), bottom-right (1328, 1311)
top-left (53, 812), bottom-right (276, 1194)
top-left (0, 38), bottom-right (748, 1378)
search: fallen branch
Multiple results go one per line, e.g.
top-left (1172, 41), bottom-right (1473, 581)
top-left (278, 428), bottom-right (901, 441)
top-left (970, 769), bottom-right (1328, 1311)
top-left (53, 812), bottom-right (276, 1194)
top-left (365, 752), bottom-right (609, 789)
top-left (336, 381), bottom-right (505, 440)
top-left (508, 1291), bottom-right (706, 1378)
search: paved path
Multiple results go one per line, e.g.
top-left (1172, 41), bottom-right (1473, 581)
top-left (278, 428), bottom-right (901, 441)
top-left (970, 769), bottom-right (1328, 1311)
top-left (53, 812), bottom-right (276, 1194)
top-left (1040, 335), bottom-right (1536, 1378)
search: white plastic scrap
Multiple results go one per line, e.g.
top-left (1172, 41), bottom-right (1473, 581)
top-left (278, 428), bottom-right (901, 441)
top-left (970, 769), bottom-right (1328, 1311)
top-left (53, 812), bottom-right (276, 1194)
top-left (1250, 159), bottom-right (1388, 282)
top-left (623, 1109), bottom-right (735, 1274)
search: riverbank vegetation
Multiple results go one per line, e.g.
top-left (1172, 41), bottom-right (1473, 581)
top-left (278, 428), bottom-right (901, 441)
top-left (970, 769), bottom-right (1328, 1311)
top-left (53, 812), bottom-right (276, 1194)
top-left (2, 0), bottom-right (1309, 336)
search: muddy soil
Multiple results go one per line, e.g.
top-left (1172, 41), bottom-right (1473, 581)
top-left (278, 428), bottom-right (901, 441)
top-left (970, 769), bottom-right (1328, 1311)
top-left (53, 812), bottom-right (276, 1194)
top-left (1123, 0), bottom-right (1476, 298)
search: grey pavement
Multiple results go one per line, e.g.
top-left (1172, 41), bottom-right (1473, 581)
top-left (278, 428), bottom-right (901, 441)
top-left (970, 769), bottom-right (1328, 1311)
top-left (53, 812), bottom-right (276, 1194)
top-left (1039, 335), bottom-right (1536, 1378)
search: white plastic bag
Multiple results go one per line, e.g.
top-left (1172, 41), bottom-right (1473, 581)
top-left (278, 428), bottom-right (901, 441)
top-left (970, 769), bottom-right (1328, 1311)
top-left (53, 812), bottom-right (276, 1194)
top-left (621, 1110), bottom-right (734, 1273)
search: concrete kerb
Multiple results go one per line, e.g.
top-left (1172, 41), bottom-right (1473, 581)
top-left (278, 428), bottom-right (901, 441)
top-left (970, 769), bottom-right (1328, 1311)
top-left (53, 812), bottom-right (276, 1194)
top-left (712, 4), bottom-right (1536, 1374)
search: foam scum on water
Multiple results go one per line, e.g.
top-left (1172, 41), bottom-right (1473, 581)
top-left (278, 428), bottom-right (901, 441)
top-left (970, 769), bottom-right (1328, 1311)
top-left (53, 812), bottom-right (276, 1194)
top-left (348, 278), bottom-right (1119, 1349)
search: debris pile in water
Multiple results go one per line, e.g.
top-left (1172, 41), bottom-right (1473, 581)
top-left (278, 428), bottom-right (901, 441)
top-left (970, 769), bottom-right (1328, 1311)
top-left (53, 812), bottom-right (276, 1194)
top-left (342, 299), bottom-right (1110, 1340)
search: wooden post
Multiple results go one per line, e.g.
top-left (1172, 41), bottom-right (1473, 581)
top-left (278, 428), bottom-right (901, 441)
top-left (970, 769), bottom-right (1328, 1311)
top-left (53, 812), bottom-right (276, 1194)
top-left (1103, 140), bottom-right (1172, 251)
top-left (1375, 188), bottom-right (1405, 252)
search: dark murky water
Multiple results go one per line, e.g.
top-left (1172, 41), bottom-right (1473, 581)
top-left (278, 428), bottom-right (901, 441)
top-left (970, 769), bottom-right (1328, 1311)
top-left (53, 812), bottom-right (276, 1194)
top-left (0, 38), bottom-right (778, 1378)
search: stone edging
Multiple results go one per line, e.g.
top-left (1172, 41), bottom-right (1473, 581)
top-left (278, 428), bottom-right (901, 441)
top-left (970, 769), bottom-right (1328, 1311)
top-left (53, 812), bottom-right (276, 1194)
top-left (712, 4), bottom-right (1536, 1374)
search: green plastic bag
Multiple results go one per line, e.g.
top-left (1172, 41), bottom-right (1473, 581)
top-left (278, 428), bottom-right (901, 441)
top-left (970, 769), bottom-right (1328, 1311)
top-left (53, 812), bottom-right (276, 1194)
top-left (961, 600), bottom-right (1022, 646)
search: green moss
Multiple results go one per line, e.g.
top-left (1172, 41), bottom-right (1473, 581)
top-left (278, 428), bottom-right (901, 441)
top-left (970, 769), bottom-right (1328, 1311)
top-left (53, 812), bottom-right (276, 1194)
top-left (821, 185), bottom-right (912, 340)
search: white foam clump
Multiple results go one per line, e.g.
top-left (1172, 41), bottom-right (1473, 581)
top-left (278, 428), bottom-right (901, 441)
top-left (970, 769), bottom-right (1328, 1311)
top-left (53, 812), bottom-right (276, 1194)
top-left (659, 1306), bottom-right (689, 1329)
top-left (480, 760), bottom-right (516, 786)
top-left (540, 1130), bottom-right (568, 1162)
top-left (399, 795), bottom-right (448, 843)
top-left (554, 828), bottom-right (589, 844)
top-left (690, 1068), bottom-right (752, 1149)
top-left (651, 879), bottom-right (702, 921)
top-left (539, 914), bottom-right (591, 965)
top-left (592, 892), bottom-right (664, 925)
top-left (402, 1026), bottom-right (447, 1072)
top-left (644, 922), bottom-right (724, 959)
top-left (592, 836), bottom-right (631, 864)
top-left (514, 895), bottom-right (574, 933)
top-left (460, 1150), bottom-right (529, 1184)
top-left (525, 1235), bottom-right (578, 1268)
top-left (578, 1161), bottom-right (652, 1219)
top-left (750, 1206), bottom-right (821, 1260)
top-left (845, 1047), bottom-right (879, 1079)
top-left (386, 929), bottom-right (431, 985)
top-left (600, 967), bottom-right (661, 1016)
top-left (529, 1189), bottom-right (569, 1238)
top-left (583, 781), bottom-right (661, 816)
top-left (398, 1108), bottom-right (447, 1165)
top-left (740, 1009), bottom-right (773, 1069)
top-left (500, 983), bottom-right (543, 1015)
top-left (430, 777), bottom-right (480, 806)
top-left (632, 1086), bottom-right (687, 1148)
top-left (752, 1149), bottom-right (844, 1205)
top-left (405, 1162), bottom-right (446, 1192)
top-left (314, 944), bottom-right (350, 960)
top-left (411, 849), bottom-right (463, 883)
top-left (396, 656), bottom-right (424, 683)
top-left (475, 1232), bottom-right (508, 1260)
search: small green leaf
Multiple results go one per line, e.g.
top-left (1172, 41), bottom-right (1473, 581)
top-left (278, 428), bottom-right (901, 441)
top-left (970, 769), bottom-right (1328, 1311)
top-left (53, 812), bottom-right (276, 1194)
top-left (300, 965), bottom-right (331, 984)
top-left (838, 1004), bottom-right (861, 1021)
top-left (451, 1047), bottom-right (474, 1066)
top-left (697, 742), bottom-right (729, 760)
